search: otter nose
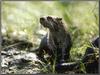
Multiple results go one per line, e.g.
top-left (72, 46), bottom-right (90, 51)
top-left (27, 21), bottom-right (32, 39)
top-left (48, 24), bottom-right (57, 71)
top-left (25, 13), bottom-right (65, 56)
top-left (40, 17), bottom-right (45, 21)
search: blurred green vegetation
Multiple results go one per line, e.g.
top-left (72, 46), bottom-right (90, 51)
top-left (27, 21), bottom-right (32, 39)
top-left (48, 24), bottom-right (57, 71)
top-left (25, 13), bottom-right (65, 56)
top-left (2, 1), bottom-right (99, 61)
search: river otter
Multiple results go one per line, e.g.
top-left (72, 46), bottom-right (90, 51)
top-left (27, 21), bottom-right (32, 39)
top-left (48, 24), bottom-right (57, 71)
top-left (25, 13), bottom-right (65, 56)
top-left (36, 16), bottom-right (72, 64)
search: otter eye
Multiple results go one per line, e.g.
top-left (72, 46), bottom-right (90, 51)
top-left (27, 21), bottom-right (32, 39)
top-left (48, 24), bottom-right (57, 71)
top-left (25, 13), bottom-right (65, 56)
top-left (47, 16), bottom-right (52, 20)
top-left (56, 18), bottom-right (62, 21)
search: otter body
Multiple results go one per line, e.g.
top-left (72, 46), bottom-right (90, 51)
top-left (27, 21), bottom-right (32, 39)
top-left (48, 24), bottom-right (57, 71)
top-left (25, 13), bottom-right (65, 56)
top-left (36, 16), bottom-right (72, 64)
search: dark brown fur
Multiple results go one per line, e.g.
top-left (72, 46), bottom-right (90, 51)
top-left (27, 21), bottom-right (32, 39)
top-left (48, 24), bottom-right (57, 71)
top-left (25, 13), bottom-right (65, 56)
top-left (36, 16), bottom-right (72, 64)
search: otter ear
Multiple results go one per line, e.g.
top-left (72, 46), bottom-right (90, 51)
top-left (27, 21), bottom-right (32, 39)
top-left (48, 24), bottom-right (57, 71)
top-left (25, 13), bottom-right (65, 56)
top-left (56, 18), bottom-right (62, 21)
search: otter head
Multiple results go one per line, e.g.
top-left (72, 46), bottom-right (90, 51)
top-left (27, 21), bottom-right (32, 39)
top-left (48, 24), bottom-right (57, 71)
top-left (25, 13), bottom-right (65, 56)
top-left (40, 16), bottom-right (63, 31)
